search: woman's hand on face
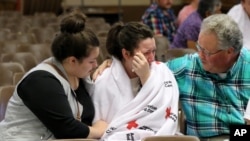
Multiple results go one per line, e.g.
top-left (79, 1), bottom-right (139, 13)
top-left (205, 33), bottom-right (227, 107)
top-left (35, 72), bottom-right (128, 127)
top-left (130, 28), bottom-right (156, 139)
top-left (92, 59), bottom-right (112, 81)
top-left (132, 51), bottom-right (150, 85)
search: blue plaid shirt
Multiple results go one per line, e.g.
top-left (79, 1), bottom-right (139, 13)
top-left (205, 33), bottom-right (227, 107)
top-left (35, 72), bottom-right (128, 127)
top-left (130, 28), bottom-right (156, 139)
top-left (141, 3), bottom-right (177, 42)
top-left (166, 47), bottom-right (250, 137)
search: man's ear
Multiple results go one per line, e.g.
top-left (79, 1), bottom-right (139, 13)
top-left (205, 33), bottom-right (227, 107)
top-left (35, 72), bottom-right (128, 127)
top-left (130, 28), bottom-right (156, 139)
top-left (227, 47), bottom-right (235, 54)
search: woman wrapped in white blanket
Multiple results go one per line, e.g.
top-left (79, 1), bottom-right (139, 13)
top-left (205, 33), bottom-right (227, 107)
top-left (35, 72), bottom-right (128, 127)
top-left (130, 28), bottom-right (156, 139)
top-left (90, 22), bottom-right (180, 141)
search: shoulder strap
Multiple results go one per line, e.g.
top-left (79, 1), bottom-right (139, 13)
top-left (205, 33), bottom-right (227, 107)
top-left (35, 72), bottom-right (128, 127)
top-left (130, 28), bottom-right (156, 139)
top-left (45, 62), bottom-right (68, 81)
top-left (45, 62), bottom-right (81, 121)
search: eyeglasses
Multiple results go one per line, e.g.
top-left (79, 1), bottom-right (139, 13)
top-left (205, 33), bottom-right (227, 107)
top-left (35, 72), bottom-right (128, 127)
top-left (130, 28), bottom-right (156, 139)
top-left (196, 43), bottom-right (224, 57)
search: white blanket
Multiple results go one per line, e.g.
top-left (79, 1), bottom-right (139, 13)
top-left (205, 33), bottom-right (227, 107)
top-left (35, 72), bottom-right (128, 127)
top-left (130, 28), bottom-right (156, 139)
top-left (91, 57), bottom-right (179, 141)
top-left (228, 4), bottom-right (250, 50)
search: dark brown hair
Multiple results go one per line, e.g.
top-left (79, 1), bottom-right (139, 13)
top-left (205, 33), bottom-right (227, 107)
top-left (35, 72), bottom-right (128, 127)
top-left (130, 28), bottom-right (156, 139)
top-left (51, 10), bottom-right (99, 62)
top-left (106, 22), bottom-right (154, 61)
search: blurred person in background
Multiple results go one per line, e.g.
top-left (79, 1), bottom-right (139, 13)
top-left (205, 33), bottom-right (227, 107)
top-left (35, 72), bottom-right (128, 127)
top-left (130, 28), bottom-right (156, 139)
top-left (228, 0), bottom-right (250, 50)
top-left (141, 0), bottom-right (177, 43)
top-left (170, 0), bottom-right (221, 50)
top-left (177, 0), bottom-right (199, 27)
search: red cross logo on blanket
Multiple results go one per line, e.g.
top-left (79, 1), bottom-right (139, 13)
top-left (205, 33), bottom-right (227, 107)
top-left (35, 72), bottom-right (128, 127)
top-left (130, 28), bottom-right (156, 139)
top-left (165, 107), bottom-right (171, 118)
top-left (127, 120), bottom-right (138, 130)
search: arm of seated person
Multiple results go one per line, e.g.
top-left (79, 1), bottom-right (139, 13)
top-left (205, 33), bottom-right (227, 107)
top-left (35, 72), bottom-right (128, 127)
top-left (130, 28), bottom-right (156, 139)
top-left (87, 120), bottom-right (108, 139)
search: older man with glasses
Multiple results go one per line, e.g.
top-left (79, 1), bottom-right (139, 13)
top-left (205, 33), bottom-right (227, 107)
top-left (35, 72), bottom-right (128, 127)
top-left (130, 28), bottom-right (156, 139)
top-left (166, 13), bottom-right (250, 140)
top-left (195, 42), bottom-right (224, 57)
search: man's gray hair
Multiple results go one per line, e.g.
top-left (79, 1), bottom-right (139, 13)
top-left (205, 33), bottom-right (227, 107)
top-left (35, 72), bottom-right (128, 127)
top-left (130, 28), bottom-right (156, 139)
top-left (200, 14), bottom-right (243, 52)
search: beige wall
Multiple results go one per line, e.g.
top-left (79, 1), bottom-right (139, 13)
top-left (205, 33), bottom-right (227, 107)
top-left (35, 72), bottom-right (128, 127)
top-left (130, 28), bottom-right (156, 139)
top-left (63, 0), bottom-right (184, 7)
top-left (63, 0), bottom-right (151, 7)
top-left (61, 0), bottom-right (186, 23)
